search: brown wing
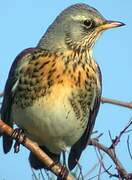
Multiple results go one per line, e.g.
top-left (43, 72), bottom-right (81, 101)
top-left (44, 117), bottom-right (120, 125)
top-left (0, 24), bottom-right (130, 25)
top-left (1, 48), bottom-right (36, 153)
top-left (68, 64), bottom-right (102, 170)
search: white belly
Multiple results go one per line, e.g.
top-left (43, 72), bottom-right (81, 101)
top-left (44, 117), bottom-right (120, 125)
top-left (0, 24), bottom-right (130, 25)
top-left (12, 86), bottom-right (87, 154)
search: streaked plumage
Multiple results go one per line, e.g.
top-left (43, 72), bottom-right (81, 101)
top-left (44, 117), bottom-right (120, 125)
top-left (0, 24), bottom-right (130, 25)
top-left (1, 3), bottom-right (124, 171)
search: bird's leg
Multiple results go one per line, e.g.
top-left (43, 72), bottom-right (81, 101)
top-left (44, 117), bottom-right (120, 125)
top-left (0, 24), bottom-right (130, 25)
top-left (11, 128), bottom-right (26, 153)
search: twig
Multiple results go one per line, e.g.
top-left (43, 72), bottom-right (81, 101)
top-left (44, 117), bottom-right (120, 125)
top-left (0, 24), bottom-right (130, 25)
top-left (88, 119), bottom-right (132, 179)
top-left (76, 161), bottom-right (84, 180)
top-left (95, 148), bottom-right (103, 180)
top-left (127, 135), bottom-right (132, 161)
top-left (40, 169), bottom-right (46, 180)
top-left (0, 119), bottom-right (74, 180)
top-left (101, 97), bottom-right (132, 109)
top-left (89, 118), bottom-right (132, 179)
top-left (84, 162), bottom-right (100, 178)
top-left (89, 139), bottom-right (128, 178)
top-left (109, 118), bottom-right (132, 149)
top-left (31, 168), bottom-right (39, 180)
top-left (97, 149), bottom-right (118, 178)
top-left (87, 165), bottom-right (113, 180)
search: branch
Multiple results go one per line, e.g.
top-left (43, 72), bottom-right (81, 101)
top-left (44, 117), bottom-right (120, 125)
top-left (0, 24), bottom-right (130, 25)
top-left (101, 97), bottom-right (132, 109)
top-left (0, 120), bottom-right (74, 180)
top-left (89, 118), bottom-right (132, 179)
top-left (127, 135), bottom-right (132, 161)
top-left (89, 139), bottom-right (129, 178)
top-left (96, 149), bottom-right (118, 178)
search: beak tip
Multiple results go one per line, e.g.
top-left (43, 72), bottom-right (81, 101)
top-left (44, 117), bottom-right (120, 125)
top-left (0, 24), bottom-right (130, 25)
top-left (121, 22), bottom-right (126, 26)
top-left (117, 22), bottom-right (126, 27)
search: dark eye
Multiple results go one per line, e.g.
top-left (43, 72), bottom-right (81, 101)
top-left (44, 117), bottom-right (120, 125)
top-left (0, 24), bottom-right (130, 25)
top-left (83, 20), bottom-right (95, 28)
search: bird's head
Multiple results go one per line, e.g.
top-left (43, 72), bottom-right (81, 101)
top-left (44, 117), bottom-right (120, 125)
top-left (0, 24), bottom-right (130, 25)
top-left (38, 3), bottom-right (125, 53)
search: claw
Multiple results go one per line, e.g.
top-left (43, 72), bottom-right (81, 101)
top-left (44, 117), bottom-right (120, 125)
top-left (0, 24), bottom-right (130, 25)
top-left (57, 165), bottom-right (69, 180)
top-left (14, 141), bottom-right (20, 153)
top-left (49, 160), bottom-right (68, 180)
top-left (11, 128), bottom-right (26, 153)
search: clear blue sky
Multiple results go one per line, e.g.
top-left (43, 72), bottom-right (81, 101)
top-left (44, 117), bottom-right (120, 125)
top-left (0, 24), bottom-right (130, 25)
top-left (0, 1), bottom-right (132, 179)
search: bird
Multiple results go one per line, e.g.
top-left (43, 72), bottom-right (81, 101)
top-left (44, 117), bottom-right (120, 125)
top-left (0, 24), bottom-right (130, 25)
top-left (1, 3), bottom-right (124, 173)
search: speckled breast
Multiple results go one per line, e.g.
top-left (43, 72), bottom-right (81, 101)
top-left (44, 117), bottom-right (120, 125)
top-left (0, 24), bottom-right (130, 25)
top-left (11, 50), bottom-right (100, 153)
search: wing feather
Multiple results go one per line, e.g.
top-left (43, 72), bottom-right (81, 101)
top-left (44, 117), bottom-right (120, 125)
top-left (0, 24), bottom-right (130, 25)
top-left (68, 64), bottom-right (102, 170)
top-left (1, 48), bottom-right (36, 153)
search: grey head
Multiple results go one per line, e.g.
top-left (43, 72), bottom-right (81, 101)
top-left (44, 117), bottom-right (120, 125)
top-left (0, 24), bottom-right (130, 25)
top-left (37, 3), bottom-right (125, 53)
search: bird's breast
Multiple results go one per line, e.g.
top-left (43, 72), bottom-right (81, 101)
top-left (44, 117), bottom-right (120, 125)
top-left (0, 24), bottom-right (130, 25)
top-left (12, 83), bottom-right (90, 153)
top-left (12, 53), bottom-right (101, 153)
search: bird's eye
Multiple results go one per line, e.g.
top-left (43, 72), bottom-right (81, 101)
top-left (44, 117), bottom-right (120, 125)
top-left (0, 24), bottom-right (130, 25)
top-left (83, 20), bottom-right (95, 29)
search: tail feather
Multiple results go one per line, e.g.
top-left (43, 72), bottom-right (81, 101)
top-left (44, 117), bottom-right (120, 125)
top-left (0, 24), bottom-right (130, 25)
top-left (3, 135), bottom-right (13, 153)
top-left (29, 145), bottom-right (60, 170)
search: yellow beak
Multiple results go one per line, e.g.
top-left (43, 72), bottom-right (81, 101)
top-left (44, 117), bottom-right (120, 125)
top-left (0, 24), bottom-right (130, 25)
top-left (99, 20), bottom-right (125, 30)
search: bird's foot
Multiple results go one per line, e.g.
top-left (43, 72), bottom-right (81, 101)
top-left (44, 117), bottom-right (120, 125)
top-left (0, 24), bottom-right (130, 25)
top-left (11, 128), bottom-right (26, 153)
top-left (49, 161), bottom-right (68, 180)
top-left (58, 165), bottom-right (69, 180)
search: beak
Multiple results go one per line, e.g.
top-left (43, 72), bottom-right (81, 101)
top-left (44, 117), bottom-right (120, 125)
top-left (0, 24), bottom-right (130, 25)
top-left (99, 20), bottom-right (125, 30)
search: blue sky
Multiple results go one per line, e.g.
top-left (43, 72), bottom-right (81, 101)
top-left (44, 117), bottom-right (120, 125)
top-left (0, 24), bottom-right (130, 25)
top-left (0, 1), bottom-right (132, 179)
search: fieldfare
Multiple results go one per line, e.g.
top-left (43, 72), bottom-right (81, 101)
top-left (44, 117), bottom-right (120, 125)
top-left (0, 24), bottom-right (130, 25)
top-left (1, 3), bottom-right (124, 171)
